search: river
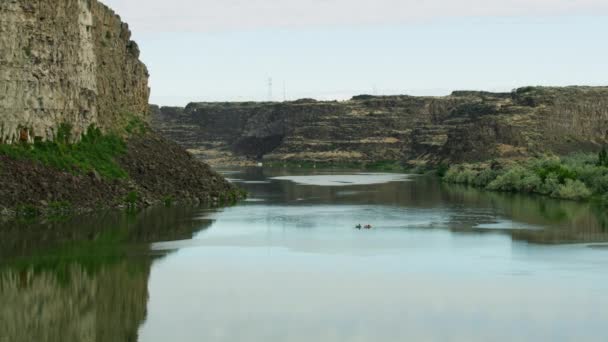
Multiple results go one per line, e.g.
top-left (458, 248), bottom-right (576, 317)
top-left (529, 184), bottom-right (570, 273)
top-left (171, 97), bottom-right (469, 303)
top-left (1, 168), bottom-right (607, 341)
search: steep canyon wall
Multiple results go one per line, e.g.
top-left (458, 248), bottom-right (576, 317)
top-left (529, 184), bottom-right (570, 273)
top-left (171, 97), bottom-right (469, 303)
top-left (151, 87), bottom-right (608, 166)
top-left (0, 0), bottom-right (150, 143)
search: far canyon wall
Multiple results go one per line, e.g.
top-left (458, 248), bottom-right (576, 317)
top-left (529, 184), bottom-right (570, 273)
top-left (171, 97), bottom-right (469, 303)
top-left (151, 87), bottom-right (608, 166)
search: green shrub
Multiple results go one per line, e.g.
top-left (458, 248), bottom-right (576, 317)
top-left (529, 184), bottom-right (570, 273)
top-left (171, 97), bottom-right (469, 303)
top-left (124, 191), bottom-right (139, 207)
top-left (530, 156), bottom-right (576, 183)
top-left (554, 179), bottom-right (592, 201)
top-left (599, 147), bottom-right (608, 167)
top-left (125, 117), bottom-right (148, 135)
top-left (443, 153), bottom-right (608, 203)
top-left (487, 167), bottom-right (534, 192)
top-left (538, 173), bottom-right (560, 195)
top-left (443, 166), bottom-right (476, 185)
top-left (472, 169), bottom-right (499, 187)
top-left (0, 124), bottom-right (127, 179)
top-left (163, 196), bottom-right (174, 207)
top-left (435, 164), bottom-right (450, 177)
top-left (16, 205), bottom-right (40, 219)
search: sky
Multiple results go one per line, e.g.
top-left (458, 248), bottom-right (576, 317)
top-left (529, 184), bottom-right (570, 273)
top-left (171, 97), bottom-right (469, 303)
top-left (102, 0), bottom-right (608, 106)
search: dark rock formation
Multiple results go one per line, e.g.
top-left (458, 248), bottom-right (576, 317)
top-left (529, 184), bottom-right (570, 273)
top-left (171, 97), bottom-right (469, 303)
top-left (151, 87), bottom-right (608, 166)
top-left (0, 132), bottom-right (239, 218)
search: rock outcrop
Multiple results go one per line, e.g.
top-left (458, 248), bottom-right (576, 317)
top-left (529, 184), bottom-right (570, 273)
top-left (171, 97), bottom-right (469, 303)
top-left (0, 1), bottom-right (243, 220)
top-left (0, 0), bottom-right (150, 143)
top-left (151, 87), bottom-right (608, 166)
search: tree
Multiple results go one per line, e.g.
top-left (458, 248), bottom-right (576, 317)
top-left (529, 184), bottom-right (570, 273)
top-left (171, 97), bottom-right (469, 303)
top-left (599, 147), bottom-right (608, 167)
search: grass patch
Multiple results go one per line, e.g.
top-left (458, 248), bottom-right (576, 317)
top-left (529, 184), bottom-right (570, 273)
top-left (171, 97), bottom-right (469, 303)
top-left (15, 204), bottom-right (40, 220)
top-left (125, 116), bottom-right (148, 135)
top-left (124, 191), bottom-right (140, 209)
top-left (443, 152), bottom-right (608, 203)
top-left (0, 124), bottom-right (127, 179)
top-left (162, 196), bottom-right (174, 207)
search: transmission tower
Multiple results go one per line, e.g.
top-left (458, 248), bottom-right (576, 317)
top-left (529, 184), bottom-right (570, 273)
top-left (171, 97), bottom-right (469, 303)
top-left (283, 81), bottom-right (286, 102)
top-left (268, 78), bottom-right (273, 101)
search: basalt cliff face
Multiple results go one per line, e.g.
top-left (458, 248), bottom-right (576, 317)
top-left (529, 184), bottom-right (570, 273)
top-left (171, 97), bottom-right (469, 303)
top-left (0, 0), bottom-right (150, 143)
top-left (151, 87), bottom-right (608, 166)
top-left (0, 1), bottom-right (240, 219)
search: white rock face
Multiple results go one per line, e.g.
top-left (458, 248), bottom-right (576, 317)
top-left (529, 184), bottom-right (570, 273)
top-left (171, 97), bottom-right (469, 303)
top-left (0, 0), bottom-right (150, 143)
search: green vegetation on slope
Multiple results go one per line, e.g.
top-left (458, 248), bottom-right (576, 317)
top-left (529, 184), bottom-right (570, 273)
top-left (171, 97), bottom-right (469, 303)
top-left (443, 152), bottom-right (608, 202)
top-left (0, 124), bottom-right (127, 179)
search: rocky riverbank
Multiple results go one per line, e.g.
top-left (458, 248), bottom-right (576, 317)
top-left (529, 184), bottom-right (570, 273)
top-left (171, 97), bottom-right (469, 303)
top-left (0, 129), bottom-right (245, 221)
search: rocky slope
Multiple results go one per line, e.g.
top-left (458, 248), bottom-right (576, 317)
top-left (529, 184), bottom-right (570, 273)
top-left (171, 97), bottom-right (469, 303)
top-left (0, 132), bottom-right (240, 219)
top-left (0, 0), bottom-right (149, 143)
top-left (151, 87), bottom-right (608, 166)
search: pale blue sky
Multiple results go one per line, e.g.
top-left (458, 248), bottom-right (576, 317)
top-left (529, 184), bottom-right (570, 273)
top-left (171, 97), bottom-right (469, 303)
top-left (103, 1), bottom-right (608, 105)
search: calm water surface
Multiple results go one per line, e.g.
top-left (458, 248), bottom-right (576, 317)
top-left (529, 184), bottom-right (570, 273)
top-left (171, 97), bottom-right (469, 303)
top-left (2, 168), bottom-right (608, 342)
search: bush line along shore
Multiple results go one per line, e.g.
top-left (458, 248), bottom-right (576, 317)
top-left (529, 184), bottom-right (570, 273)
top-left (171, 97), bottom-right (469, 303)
top-left (442, 151), bottom-right (608, 203)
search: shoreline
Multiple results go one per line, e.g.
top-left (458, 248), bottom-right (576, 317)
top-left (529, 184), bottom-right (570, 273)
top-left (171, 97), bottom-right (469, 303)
top-left (207, 154), bottom-right (608, 206)
top-left (0, 130), bottom-right (247, 223)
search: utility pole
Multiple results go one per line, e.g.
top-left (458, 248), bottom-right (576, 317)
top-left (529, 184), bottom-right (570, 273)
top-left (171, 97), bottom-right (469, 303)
top-left (268, 77), bottom-right (273, 102)
top-left (283, 81), bottom-right (286, 102)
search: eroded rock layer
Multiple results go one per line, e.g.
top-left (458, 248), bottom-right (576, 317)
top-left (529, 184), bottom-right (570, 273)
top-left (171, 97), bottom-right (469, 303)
top-left (0, 0), bottom-right (149, 143)
top-left (151, 87), bottom-right (608, 166)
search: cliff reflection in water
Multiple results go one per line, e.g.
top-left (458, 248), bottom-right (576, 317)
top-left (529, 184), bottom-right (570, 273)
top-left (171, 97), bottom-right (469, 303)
top-left (2, 169), bottom-right (608, 342)
top-left (0, 206), bottom-right (214, 342)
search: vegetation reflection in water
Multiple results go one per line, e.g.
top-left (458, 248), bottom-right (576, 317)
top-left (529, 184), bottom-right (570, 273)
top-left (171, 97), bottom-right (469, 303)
top-left (0, 206), bottom-right (214, 342)
top-left (1, 168), bottom-right (608, 342)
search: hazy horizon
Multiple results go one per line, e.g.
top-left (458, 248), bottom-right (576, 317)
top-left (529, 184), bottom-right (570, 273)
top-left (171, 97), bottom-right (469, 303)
top-left (103, 1), bottom-right (608, 106)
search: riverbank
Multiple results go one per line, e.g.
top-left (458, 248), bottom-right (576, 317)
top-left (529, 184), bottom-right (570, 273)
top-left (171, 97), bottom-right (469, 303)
top-left (247, 153), bottom-right (608, 205)
top-left (442, 152), bottom-right (608, 203)
top-left (0, 126), bottom-right (246, 222)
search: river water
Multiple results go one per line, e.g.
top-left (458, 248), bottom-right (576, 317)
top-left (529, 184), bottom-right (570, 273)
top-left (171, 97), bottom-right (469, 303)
top-left (1, 168), bottom-right (608, 341)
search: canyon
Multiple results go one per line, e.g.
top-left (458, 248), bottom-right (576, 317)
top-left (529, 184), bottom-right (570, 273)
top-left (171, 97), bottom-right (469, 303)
top-left (151, 87), bottom-right (608, 167)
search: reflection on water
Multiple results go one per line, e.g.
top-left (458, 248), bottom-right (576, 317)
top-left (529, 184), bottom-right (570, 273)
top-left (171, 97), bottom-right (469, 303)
top-left (1, 261), bottom-right (148, 342)
top-left (1, 168), bottom-right (608, 342)
top-left (235, 167), bottom-right (608, 244)
top-left (0, 207), bottom-right (214, 342)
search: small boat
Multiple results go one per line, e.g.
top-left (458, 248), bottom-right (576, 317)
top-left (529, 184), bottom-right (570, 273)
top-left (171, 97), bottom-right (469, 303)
top-left (364, 224), bottom-right (372, 229)
top-left (355, 224), bottom-right (362, 229)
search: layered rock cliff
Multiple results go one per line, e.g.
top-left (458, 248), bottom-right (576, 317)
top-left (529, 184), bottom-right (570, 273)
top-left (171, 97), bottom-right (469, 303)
top-left (0, 0), bottom-right (149, 143)
top-left (151, 87), bottom-right (608, 166)
top-left (0, 1), bottom-right (242, 219)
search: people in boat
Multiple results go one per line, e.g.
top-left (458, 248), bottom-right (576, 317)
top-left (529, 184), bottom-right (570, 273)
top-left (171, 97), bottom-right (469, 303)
top-left (364, 224), bottom-right (372, 229)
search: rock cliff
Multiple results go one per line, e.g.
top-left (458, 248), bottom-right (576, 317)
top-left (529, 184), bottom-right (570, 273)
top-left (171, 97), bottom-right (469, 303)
top-left (0, 1), bottom-right (242, 220)
top-left (0, 0), bottom-right (150, 143)
top-left (151, 87), bottom-right (608, 166)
